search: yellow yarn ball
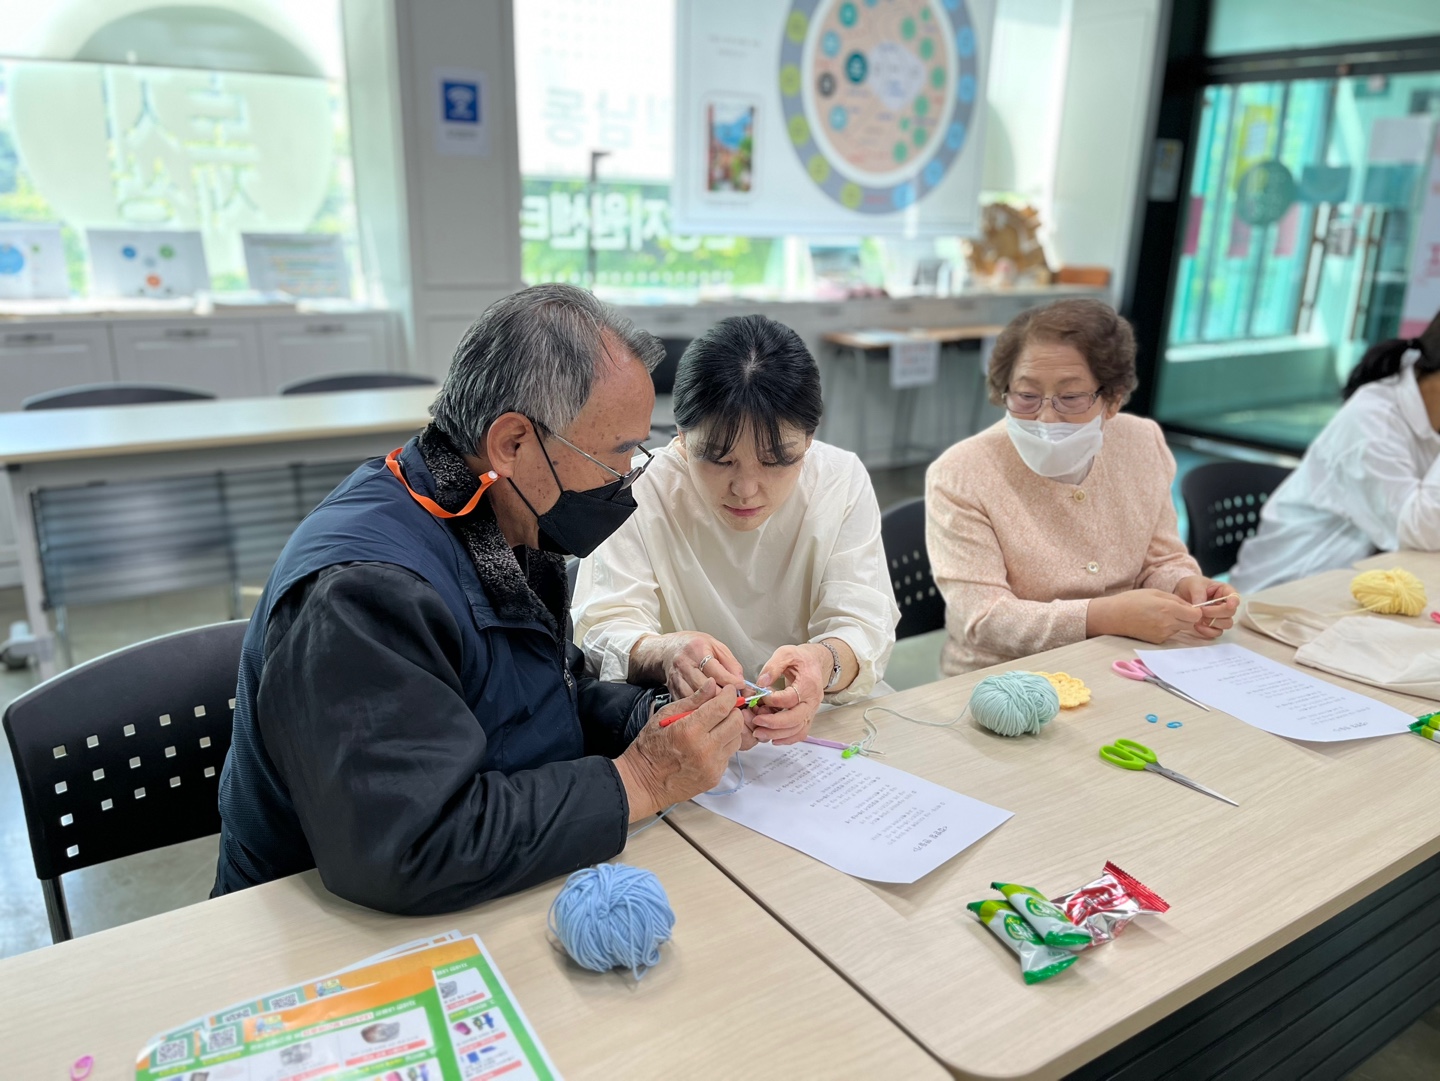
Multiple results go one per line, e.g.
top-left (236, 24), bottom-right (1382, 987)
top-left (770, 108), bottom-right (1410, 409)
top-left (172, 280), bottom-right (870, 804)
top-left (1350, 568), bottom-right (1427, 616)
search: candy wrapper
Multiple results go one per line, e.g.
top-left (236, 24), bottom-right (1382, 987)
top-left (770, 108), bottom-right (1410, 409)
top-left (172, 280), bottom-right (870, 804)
top-left (967, 900), bottom-right (1077, 984)
top-left (1051, 861), bottom-right (1169, 946)
top-left (992, 881), bottom-right (1093, 949)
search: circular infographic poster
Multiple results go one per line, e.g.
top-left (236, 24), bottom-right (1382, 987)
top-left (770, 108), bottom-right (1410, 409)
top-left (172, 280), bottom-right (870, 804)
top-left (779, 0), bottom-right (979, 214)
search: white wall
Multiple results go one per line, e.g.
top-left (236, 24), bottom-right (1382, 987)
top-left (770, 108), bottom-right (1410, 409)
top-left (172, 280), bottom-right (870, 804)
top-left (343, 0), bottom-right (526, 375)
top-left (984, 0), bottom-right (1071, 215)
top-left (1048, 0), bottom-right (1165, 298)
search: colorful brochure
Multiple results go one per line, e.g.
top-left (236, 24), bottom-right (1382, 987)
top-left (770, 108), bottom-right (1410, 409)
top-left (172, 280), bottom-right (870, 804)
top-left (134, 933), bottom-right (558, 1080)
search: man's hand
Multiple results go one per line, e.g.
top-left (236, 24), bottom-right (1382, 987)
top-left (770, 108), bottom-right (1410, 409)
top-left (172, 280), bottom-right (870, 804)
top-left (614, 679), bottom-right (745, 821)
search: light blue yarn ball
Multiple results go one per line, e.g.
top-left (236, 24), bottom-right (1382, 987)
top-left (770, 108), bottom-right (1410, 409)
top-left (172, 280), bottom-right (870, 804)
top-left (548, 863), bottom-right (675, 979)
top-left (970, 672), bottom-right (1060, 737)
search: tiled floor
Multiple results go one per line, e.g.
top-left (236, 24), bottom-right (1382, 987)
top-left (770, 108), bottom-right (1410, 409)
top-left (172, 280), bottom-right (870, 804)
top-left (0, 453), bottom-right (1434, 1077)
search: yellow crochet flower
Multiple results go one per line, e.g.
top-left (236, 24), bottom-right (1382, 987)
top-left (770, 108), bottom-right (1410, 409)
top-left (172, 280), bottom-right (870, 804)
top-left (1034, 671), bottom-right (1091, 709)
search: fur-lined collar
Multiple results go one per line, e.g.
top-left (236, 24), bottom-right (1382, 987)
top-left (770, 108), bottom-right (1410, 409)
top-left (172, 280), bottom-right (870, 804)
top-left (417, 426), bottom-right (567, 636)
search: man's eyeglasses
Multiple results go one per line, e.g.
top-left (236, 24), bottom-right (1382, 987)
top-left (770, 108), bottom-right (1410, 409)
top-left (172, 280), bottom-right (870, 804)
top-left (539, 424), bottom-right (654, 490)
top-left (1003, 389), bottom-right (1104, 416)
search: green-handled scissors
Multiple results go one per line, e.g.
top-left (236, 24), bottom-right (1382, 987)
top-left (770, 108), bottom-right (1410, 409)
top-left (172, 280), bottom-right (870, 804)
top-left (1099, 739), bottom-right (1238, 806)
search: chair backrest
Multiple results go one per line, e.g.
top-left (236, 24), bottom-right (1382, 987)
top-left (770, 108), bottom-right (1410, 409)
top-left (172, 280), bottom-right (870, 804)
top-left (652, 338), bottom-right (689, 396)
top-left (1180, 461), bottom-right (1294, 577)
top-left (880, 497), bottom-right (947, 640)
top-left (22, 383), bottom-right (215, 411)
top-left (2, 620), bottom-right (247, 882)
top-left (278, 371), bottom-right (436, 395)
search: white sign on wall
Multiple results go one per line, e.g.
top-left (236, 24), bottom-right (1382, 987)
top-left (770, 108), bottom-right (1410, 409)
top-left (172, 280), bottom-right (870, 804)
top-left (434, 67), bottom-right (491, 158)
top-left (673, 0), bottom-right (993, 236)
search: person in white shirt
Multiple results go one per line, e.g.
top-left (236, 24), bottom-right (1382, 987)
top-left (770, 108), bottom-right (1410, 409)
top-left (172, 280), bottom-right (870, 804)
top-left (1230, 312), bottom-right (1440, 593)
top-left (574, 314), bottom-right (899, 747)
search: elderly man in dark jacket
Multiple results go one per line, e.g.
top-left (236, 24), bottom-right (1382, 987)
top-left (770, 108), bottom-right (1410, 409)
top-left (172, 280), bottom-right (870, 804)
top-left (213, 284), bottom-right (743, 914)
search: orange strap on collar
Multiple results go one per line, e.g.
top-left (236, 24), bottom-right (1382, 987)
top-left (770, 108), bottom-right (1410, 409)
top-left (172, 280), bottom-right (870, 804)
top-left (386, 447), bottom-right (496, 518)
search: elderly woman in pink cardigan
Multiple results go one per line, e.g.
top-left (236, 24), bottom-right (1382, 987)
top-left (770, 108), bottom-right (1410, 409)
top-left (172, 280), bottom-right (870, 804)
top-left (925, 299), bottom-right (1238, 675)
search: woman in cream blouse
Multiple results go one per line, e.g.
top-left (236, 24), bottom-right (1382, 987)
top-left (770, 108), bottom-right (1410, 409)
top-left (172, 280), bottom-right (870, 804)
top-left (926, 299), bottom-right (1238, 674)
top-left (574, 315), bottom-right (899, 746)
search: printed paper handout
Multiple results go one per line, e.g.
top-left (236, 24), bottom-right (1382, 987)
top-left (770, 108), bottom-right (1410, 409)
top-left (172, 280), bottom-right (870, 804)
top-left (694, 740), bottom-right (1011, 883)
top-left (1135, 643), bottom-right (1416, 743)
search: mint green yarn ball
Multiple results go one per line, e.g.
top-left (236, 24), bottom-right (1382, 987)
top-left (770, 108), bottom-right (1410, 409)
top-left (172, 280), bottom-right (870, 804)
top-left (970, 672), bottom-right (1060, 737)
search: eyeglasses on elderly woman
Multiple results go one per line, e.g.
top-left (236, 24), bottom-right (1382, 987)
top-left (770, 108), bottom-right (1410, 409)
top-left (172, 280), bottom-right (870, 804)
top-left (1002, 389), bottom-right (1105, 416)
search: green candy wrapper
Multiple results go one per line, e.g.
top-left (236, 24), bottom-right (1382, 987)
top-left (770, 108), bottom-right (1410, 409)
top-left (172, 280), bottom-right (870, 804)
top-left (993, 881), bottom-right (1094, 949)
top-left (967, 899), bottom-right (1078, 984)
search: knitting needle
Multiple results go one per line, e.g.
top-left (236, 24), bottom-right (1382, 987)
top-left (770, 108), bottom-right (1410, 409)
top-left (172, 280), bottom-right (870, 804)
top-left (659, 690), bottom-right (769, 728)
top-left (1193, 595), bottom-right (1239, 608)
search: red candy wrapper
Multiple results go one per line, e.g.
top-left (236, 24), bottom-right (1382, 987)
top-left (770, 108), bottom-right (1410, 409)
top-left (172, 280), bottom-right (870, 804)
top-left (1050, 861), bottom-right (1169, 947)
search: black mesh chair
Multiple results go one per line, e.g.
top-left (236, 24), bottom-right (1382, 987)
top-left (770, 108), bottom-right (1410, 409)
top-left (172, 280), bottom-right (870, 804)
top-left (880, 497), bottom-right (947, 640)
top-left (22, 383), bottom-right (215, 410)
top-left (653, 338), bottom-right (689, 396)
top-left (1180, 462), bottom-right (1294, 577)
top-left (278, 371), bottom-right (436, 395)
top-left (3, 619), bottom-right (247, 942)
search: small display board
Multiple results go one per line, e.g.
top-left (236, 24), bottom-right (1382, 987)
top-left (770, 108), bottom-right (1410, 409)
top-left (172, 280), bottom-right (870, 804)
top-left (0, 224), bottom-right (69, 299)
top-left (242, 232), bottom-right (352, 298)
top-left (87, 229), bottom-right (210, 299)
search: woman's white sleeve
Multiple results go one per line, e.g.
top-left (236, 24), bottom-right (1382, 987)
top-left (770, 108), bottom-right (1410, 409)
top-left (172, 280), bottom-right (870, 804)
top-left (808, 461), bottom-right (901, 703)
top-left (571, 520), bottom-right (664, 682)
top-left (1342, 421), bottom-right (1440, 552)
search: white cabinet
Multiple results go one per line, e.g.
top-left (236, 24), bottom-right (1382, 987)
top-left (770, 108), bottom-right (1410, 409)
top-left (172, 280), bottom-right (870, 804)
top-left (111, 320), bottom-right (265, 398)
top-left (0, 322), bottom-right (117, 411)
top-left (258, 313), bottom-right (395, 392)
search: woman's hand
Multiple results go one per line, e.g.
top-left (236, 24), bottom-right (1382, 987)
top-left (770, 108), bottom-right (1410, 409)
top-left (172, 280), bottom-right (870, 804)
top-left (630, 631), bottom-right (746, 697)
top-left (1173, 576), bottom-right (1240, 640)
top-left (1086, 589), bottom-right (1205, 644)
top-left (615, 680), bottom-right (745, 821)
top-left (748, 644), bottom-right (831, 745)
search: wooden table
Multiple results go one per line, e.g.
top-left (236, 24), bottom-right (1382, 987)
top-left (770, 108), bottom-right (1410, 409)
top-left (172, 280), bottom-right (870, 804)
top-left (1, 824), bottom-right (946, 1080)
top-left (0, 389), bottom-right (436, 678)
top-left (820, 325), bottom-right (1006, 467)
top-left (667, 567), bottom-right (1440, 1079)
top-left (1354, 547), bottom-right (1440, 581)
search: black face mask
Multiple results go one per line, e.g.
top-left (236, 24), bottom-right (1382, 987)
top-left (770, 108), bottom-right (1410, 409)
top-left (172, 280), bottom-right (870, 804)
top-left (509, 442), bottom-right (638, 558)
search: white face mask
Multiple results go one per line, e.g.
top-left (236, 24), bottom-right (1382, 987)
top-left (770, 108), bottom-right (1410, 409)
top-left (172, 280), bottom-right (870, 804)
top-left (1005, 414), bottom-right (1105, 483)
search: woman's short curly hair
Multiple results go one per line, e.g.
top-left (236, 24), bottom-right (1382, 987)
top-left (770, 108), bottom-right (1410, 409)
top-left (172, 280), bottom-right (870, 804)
top-left (986, 298), bottom-right (1139, 407)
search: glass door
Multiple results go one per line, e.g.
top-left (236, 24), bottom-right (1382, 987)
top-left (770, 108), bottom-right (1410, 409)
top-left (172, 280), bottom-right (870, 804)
top-left (1153, 70), bottom-right (1440, 450)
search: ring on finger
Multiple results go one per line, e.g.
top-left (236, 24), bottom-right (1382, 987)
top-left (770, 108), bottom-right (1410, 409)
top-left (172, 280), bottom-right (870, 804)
top-left (698, 654), bottom-right (714, 672)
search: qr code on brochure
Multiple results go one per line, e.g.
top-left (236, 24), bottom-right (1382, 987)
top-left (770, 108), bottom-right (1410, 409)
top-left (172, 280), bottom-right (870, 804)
top-left (205, 1025), bottom-right (239, 1052)
top-left (267, 991), bottom-right (301, 1009)
top-left (154, 1039), bottom-right (189, 1066)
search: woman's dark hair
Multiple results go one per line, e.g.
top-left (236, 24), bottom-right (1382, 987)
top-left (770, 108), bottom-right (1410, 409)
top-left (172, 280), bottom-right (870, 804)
top-left (672, 315), bottom-right (823, 463)
top-left (987, 298), bottom-right (1139, 406)
top-left (1342, 310), bottom-right (1440, 399)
